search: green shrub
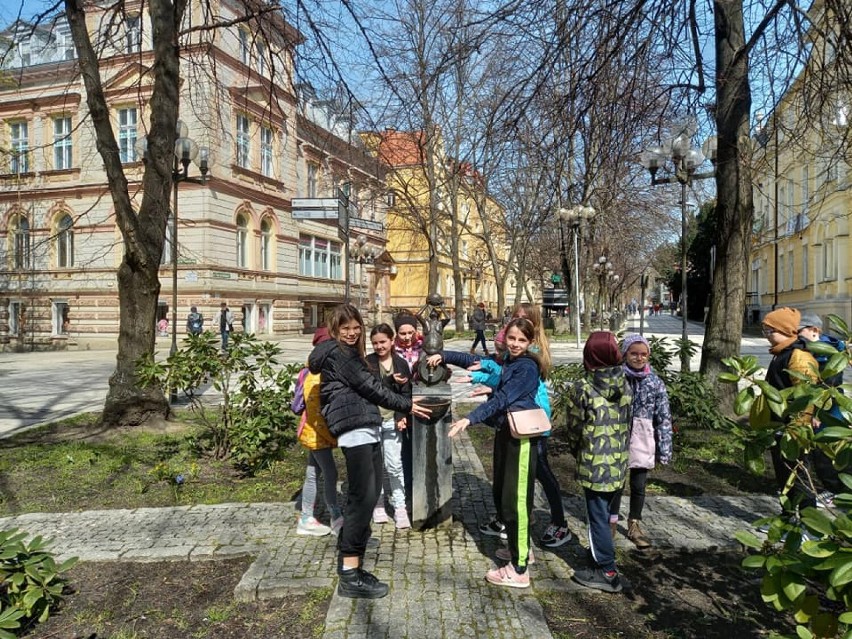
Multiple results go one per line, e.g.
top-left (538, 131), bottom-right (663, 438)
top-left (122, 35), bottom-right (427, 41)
top-left (137, 332), bottom-right (301, 475)
top-left (723, 314), bottom-right (852, 639)
top-left (647, 336), bottom-right (732, 430)
top-left (0, 529), bottom-right (77, 637)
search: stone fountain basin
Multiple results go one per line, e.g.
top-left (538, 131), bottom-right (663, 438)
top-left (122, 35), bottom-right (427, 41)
top-left (415, 396), bottom-right (451, 421)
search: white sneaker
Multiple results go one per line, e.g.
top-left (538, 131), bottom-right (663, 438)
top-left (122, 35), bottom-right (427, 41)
top-left (373, 506), bottom-right (390, 524)
top-left (330, 516), bottom-right (344, 536)
top-left (297, 516), bottom-right (331, 536)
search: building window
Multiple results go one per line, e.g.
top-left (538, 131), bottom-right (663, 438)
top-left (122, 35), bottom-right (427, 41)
top-left (18, 39), bottom-right (31, 66)
top-left (12, 215), bottom-right (30, 269)
top-left (118, 108), bottom-right (138, 163)
top-left (256, 41), bottom-right (266, 76)
top-left (801, 165), bottom-right (809, 213)
top-left (236, 214), bottom-right (248, 268)
top-left (260, 127), bottom-right (274, 177)
top-left (53, 301), bottom-right (70, 336)
top-left (260, 218), bottom-right (272, 271)
top-left (57, 214), bottom-right (74, 267)
top-left (126, 15), bottom-right (141, 53)
top-left (307, 162), bottom-right (318, 198)
top-left (802, 245), bottom-right (809, 287)
top-left (299, 235), bottom-right (341, 279)
top-left (778, 253), bottom-right (785, 292)
top-left (823, 238), bottom-right (836, 280)
top-left (8, 301), bottom-right (24, 337)
top-left (787, 251), bottom-right (794, 290)
top-left (236, 115), bottom-right (250, 168)
top-left (239, 29), bottom-right (250, 65)
top-left (10, 122), bottom-right (29, 174)
top-left (53, 117), bottom-right (73, 170)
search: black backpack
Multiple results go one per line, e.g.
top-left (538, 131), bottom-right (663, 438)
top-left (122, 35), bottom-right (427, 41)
top-left (188, 313), bottom-right (203, 334)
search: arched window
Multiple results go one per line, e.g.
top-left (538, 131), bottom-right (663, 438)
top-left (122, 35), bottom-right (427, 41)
top-left (57, 214), bottom-right (74, 267)
top-left (12, 215), bottom-right (30, 269)
top-left (236, 214), bottom-right (248, 268)
top-left (260, 218), bottom-right (272, 271)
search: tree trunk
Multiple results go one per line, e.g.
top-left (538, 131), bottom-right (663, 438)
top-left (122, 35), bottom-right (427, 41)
top-left (700, 0), bottom-right (753, 403)
top-left (102, 261), bottom-right (168, 425)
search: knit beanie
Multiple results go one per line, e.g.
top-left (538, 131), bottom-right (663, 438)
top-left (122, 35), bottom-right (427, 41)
top-left (763, 308), bottom-right (800, 337)
top-left (583, 331), bottom-right (621, 371)
top-left (620, 333), bottom-right (650, 356)
top-left (798, 313), bottom-right (822, 331)
top-left (394, 314), bottom-right (418, 332)
top-left (763, 307), bottom-right (800, 354)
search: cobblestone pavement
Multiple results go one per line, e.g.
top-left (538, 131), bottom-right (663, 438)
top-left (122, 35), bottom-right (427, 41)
top-left (0, 428), bottom-right (778, 639)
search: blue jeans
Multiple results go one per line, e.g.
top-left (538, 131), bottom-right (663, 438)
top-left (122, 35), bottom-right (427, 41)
top-left (221, 331), bottom-right (229, 350)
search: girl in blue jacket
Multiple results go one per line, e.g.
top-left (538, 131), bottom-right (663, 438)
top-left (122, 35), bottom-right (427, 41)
top-left (449, 318), bottom-right (548, 589)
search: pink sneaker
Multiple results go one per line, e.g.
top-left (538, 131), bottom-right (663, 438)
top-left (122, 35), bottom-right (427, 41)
top-left (495, 546), bottom-right (535, 565)
top-left (394, 507), bottom-right (411, 529)
top-left (485, 564), bottom-right (530, 589)
top-left (373, 506), bottom-right (390, 524)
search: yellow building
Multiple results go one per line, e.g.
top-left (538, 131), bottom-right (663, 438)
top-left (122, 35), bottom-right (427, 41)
top-left (367, 129), bottom-right (505, 321)
top-left (749, 11), bottom-right (851, 328)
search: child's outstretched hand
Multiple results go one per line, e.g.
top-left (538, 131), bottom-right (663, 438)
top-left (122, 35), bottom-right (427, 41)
top-left (452, 375), bottom-right (472, 384)
top-left (448, 418), bottom-right (470, 438)
top-left (470, 386), bottom-right (492, 397)
top-left (392, 373), bottom-right (409, 385)
top-left (410, 398), bottom-right (432, 420)
top-left (467, 362), bottom-right (482, 372)
top-left (426, 354), bottom-right (443, 368)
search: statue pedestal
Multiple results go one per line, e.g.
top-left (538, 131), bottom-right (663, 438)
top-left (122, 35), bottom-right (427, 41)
top-left (410, 383), bottom-right (453, 529)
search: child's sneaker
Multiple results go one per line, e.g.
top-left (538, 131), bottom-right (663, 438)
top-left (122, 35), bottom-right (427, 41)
top-left (394, 507), bottom-right (411, 529)
top-left (478, 518), bottom-right (507, 540)
top-left (485, 564), bottom-right (530, 589)
top-left (816, 491), bottom-right (835, 509)
top-left (297, 515), bottom-right (332, 537)
top-left (541, 524), bottom-right (572, 548)
top-left (572, 566), bottom-right (623, 593)
top-left (495, 546), bottom-right (535, 564)
top-left (373, 506), bottom-right (390, 524)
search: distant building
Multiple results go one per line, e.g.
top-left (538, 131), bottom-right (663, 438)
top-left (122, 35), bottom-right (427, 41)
top-left (0, 3), bottom-right (389, 351)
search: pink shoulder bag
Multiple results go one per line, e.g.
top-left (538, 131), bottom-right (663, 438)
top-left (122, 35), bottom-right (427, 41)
top-left (507, 408), bottom-right (550, 439)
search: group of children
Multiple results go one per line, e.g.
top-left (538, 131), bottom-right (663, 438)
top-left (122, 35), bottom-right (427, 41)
top-left (295, 302), bottom-right (674, 599)
top-left (761, 307), bottom-right (846, 517)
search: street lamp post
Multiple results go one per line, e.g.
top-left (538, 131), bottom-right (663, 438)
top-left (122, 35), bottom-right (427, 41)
top-left (557, 205), bottom-right (596, 347)
top-left (592, 256), bottom-right (614, 330)
top-left (136, 120), bottom-right (211, 403)
top-left (640, 121), bottom-right (717, 371)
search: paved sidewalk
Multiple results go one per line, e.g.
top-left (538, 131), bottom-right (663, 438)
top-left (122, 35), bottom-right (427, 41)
top-left (0, 429), bottom-right (777, 639)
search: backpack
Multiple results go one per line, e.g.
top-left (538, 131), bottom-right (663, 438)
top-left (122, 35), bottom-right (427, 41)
top-left (290, 367), bottom-right (310, 415)
top-left (188, 313), bottom-right (203, 334)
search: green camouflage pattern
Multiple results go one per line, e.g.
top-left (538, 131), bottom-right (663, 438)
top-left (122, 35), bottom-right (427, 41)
top-left (564, 366), bottom-right (633, 492)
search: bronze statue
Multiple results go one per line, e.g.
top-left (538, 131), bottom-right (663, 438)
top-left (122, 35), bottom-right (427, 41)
top-left (414, 294), bottom-right (450, 385)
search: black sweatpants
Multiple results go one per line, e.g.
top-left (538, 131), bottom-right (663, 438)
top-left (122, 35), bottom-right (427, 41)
top-left (494, 425), bottom-right (538, 571)
top-left (338, 442), bottom-right (382, 564)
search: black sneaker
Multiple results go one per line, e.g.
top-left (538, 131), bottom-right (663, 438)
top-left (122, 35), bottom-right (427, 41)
top-left (541, 524), bottom-right (573, 548)
top-left (572, 566), bottom-right (623, 593)
top-left (337, 568), bottom-right (389, 599)
top-left (479, 518), bottom-right (507, 540)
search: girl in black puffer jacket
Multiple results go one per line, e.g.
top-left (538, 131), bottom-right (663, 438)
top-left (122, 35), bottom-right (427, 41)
top-left (307, 304), bottom-right (430, 600)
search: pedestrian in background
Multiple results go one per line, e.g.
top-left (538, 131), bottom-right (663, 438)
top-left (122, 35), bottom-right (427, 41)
top-left (186, 306), bottom-right (204, 335)
top-left (470, 302), bottom-right (489, 355)
top-left (610, 334), bottom-right (672, 550)
top-left (213, 302), bottom-right (234, 351)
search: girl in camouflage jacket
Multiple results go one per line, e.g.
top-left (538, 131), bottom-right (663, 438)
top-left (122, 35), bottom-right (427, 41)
top-left (566, 331), bottom-right (633, 594)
